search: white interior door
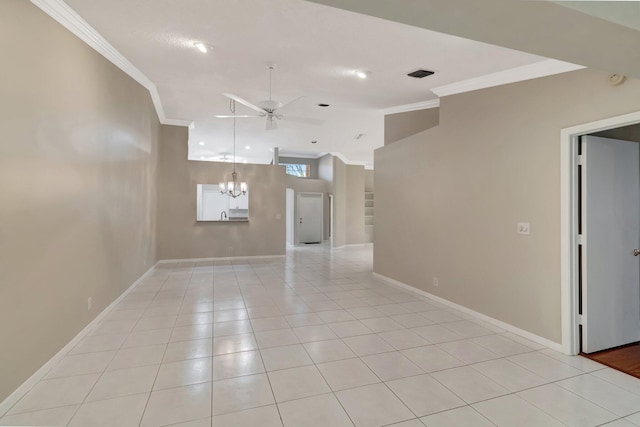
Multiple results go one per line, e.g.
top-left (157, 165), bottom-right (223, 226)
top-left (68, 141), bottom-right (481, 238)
top-left (582, 135), bottom-right (640, 353)
top-left (298, 193), bottom-right (323, 243)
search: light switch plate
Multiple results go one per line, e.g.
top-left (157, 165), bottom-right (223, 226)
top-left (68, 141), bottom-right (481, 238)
top-left (517, 222), bottom-right (530, 235)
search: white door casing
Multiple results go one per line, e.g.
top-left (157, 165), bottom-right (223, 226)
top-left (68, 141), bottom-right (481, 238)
top-left (286, 188), bottom-right (295, 245)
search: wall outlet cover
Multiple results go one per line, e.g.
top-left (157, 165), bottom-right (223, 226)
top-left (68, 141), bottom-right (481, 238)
top-left (517, 222), bottom-right (530, 235)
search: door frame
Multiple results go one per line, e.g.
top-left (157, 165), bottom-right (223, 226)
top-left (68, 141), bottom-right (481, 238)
top-left (285, 188), bottom-right (295, 246)
top-left (296, 192), bottom-right (324, 244)
top-left (561, 111), bottom-right (640, 355)
top-left (328, 194), bottom-right (334, 244)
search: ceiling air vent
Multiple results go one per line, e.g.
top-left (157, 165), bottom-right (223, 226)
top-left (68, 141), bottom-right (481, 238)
top-left (407, 69), bottom-right (435, 79)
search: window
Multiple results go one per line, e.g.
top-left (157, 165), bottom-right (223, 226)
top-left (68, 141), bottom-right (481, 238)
top-left (280, 163), bottom-right (310, 178)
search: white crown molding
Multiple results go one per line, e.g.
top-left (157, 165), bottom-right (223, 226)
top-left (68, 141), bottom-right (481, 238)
top-left (431, 59), bottom-right (585, 98)
top-left (30, 0), bottom-right (191, 127)
top-left (330, 152), bottom-right (368, 167)
top-left (278, 151), bottom-right (375, 169)
top-left (279, 152), bottom-right (326, 160)
top-left (381, 99), bottom-right (440, 115)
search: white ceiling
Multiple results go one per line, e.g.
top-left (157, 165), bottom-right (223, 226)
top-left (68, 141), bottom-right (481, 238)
top-left (63, 0), bottom-right (549, 167)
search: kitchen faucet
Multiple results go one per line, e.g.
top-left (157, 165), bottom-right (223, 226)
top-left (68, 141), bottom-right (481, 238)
top-left (220, 211), bottom-right (227, 221)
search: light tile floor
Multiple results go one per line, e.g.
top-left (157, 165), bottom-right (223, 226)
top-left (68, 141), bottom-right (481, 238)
top-left (3, 244), bottom-right (640, 426)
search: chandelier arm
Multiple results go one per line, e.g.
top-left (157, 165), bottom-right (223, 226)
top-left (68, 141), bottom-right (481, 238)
top-left (220, 99), bottom-right (247, 199)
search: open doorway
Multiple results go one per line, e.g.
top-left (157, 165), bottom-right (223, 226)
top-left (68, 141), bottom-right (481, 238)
top-left (561, 112), bottom-right (640, 378)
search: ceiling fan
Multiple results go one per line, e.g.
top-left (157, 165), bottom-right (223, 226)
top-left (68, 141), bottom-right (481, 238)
top-left (214, 64), bottom-right (324, 130)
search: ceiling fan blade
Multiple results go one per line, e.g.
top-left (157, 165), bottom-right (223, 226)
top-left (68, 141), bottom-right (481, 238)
top-left (278, 96), bottom-right (304, 111)
top-left (279, 115), bottom-right (324, 126)
top-left (222, 93), bottom-right (267, 115)
top-left (214, 115), bottom-right (263, 118)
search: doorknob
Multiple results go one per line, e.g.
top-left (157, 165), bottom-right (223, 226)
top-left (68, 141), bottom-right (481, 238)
top-left (634, 249), bottom-right (640, 256)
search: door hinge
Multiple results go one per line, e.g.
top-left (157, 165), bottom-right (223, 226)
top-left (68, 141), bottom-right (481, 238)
top-left (577, 234), bottom-right (585, 245)
top-left (577, 155), bottom-right (584, 166)
top-left (578, 314), bottom-right (583, 325)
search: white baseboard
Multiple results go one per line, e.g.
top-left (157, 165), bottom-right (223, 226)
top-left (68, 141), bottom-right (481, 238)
top-left (157, 254), bottom-right (286, 264)
top-left (331, 243), bottom-right (372, 250)
top-left (0, 264), bottom-right (158, 417)
top-left (372, 272), bottom-right (564, 353)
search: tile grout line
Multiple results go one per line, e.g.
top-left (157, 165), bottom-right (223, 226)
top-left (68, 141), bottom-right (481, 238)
top-left (239, 263), bottom-right (285, 427)
top-left (64, 274), bottom-right (171, 427)
top-left (9, 247), bottom-right (640, 426)
top-left (136, 268), bottom-right (191, 427)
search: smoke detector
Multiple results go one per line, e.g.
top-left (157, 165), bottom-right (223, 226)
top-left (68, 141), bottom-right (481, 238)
top-left (609, 74), bottom-right (626, 86)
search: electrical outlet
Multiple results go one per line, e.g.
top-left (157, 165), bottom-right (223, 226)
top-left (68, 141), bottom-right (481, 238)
top-left (517, 222), bottom-right (531, 235)
top-left (433, 277), bottom-right (439, 286)
top-left (87, 297), bottom-right (93, 311)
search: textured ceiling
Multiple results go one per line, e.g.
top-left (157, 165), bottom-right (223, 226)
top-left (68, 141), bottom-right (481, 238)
top-left (64, 0), bottom-right (547, 166)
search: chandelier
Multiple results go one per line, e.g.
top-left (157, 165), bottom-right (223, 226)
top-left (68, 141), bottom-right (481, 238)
top-left (219, 100), bottom-right (247, 198)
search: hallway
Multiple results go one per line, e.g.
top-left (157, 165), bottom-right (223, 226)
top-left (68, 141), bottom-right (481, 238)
top-left (2, 245), bottom-right (640, 426)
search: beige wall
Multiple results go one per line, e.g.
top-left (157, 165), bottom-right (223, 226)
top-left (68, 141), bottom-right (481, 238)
top-left (385, 108), bottom-right (440, 145)
top-left (284, 176), bottom-right (328, 194)
top-left (0, 0), bottom-right (160, 402)
top-left (318, 154), bottom-right (334, 240)
top-left (157, 128), bottom-right (286, 259)
top-left (375, 68), bottom-right (640, 343)
top-left (365, 170), bottom-right (374, 192)
top-left (332, 156), bottom-right (348, 247)
top-left (346, 165), bottom-right (366, 244)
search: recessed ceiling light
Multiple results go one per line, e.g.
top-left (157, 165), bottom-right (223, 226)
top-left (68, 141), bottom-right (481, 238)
top-left (194, 42), bottom-right (210, 53)
top-left (245, 145), bottom-right (251, 150)
top-left (199, 141), bottom-right (205, 146)
top-left (200, 156), bottom-right (205, 159)
top-left (355, 70), bottom-right (369, 79)
top-left (318, 103), bottom-right (330, 107)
